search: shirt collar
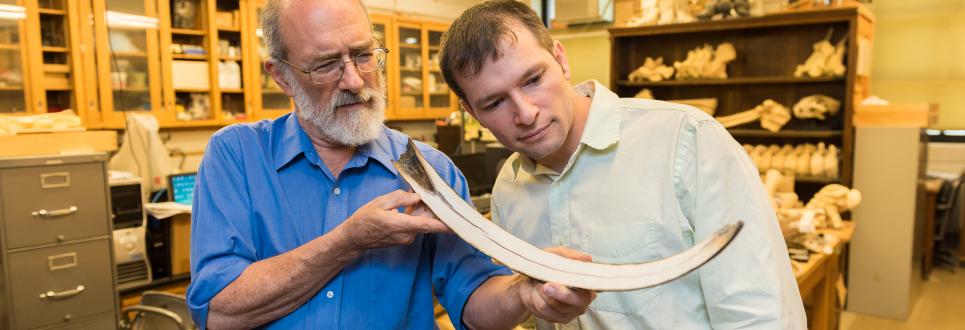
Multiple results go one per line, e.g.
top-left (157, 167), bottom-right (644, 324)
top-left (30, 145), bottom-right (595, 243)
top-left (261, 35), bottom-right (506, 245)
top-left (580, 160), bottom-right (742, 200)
top-left (576, 79), bottom-right (621, 151)
top-left (273, 113), bottom-right (316, 171)
top-left (272, 113), bottom-right (398, 176)
top-left (509, 80), bottom-right (621, 181)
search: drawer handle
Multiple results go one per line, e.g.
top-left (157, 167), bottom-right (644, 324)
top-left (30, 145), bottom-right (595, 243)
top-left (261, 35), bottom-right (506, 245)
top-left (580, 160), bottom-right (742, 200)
top-left (38, 285), bottom-right (85, 300)
top-left (32, 206), bottom-right (79, 218)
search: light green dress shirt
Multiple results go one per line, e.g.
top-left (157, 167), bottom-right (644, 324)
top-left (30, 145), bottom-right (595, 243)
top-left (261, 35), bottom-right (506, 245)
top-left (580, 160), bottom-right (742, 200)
top-left (492, 80), bottom-right (806, 329)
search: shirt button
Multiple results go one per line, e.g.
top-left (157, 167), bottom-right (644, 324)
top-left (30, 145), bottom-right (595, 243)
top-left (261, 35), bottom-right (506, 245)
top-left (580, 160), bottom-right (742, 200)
top-left (333, 187), bottom-right (341, 195)
top-left (326, 291), bottom-right (334, 299)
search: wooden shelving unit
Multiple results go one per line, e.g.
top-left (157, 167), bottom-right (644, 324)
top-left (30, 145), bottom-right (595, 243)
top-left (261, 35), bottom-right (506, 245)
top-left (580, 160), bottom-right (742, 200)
top-left (610, 7), bottom-right (874, 203)
top-left (616, 76), bottom-right (843, 87)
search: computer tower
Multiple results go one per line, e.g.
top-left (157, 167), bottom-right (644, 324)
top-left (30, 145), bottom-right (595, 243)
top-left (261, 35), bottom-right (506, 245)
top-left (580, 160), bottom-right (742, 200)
top-left (109, 177), bottom-right (152, 290)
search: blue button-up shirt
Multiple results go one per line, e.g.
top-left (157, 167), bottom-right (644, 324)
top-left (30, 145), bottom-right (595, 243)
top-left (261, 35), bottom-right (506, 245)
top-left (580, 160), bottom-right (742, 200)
top-left (187, 113), bottom-right (511, 329)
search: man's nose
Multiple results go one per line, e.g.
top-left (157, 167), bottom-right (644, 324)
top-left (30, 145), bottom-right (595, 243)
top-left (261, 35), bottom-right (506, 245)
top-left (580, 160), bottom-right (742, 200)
top-left (511, 92), bottom-right (538, 126)
top-left (338, 61), bottom-right (365, 93)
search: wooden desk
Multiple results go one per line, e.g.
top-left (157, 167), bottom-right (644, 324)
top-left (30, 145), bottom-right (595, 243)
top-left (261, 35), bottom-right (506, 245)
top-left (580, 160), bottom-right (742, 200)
top-left (794, 222), bottom-right (855, 330)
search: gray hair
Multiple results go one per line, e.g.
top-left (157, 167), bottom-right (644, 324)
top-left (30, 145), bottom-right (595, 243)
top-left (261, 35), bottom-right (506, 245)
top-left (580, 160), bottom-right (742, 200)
top-left (261, 0), bottom-right (371, 64)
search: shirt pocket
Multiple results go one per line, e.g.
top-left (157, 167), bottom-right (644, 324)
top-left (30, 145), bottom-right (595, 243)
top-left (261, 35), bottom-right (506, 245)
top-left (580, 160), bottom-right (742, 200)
top-left (583, 221), bottom-right (664, 314)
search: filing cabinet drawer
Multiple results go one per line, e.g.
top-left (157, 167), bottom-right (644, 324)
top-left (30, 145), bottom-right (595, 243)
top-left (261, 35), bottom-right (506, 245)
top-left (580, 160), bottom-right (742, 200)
top-left (7, 239), bottom-right (116, 330)
top-left (41, 312), bottom-right (116, 330)
top-left (1, 162), bottom-right (109, 249)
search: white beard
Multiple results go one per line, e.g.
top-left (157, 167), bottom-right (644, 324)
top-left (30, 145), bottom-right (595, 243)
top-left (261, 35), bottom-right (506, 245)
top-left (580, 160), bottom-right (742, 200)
top-left (289, 73), bottom-right (387, 146)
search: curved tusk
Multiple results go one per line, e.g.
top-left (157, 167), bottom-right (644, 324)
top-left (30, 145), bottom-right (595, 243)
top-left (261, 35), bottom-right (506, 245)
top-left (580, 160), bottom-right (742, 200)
top-left (393, 139), bottom-right (743, 291)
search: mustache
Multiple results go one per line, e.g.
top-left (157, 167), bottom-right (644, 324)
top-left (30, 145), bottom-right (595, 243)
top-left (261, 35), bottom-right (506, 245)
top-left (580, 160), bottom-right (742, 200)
top-left (332, 89), bottom-right (374, 107)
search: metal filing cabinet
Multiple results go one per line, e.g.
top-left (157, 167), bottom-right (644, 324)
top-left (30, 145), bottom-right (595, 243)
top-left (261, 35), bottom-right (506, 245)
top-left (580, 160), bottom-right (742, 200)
top-left (0, 154), bottom-right (118, 329)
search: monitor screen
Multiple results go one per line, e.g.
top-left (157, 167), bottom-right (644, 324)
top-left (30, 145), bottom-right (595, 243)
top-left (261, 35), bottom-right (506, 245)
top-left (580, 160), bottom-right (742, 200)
top-left (168, 172), bottom-right (197, 206)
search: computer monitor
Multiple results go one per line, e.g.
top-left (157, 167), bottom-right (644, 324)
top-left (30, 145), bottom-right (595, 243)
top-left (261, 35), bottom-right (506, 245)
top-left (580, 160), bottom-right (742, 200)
top-left (167, 172), bottom-right (197, 206)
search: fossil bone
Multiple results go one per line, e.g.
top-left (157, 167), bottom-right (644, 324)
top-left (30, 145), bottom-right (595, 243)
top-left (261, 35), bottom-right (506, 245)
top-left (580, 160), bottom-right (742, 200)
top-left (629, 57), bottom-right (676, 82)
top-left (715, 99), bottom-right (790, 132)
top-left (792, 94), bottom-right (841, 120)
top-left (795, 29), bottom-right (848, 78)
top-left (394, 139), bottom-right (743, 291)
top-left (674, 43), bottom-right (736, 80)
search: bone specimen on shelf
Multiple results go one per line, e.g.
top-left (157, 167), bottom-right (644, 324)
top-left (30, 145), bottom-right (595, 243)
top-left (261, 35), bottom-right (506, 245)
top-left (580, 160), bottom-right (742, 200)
top-left (627, 0), bottom-right (659, 26)
top-left (635, 88), bottom-right (655, 99)
top-left (793, 94), bottom-right (841, 120)
top-left (715, 99), bottom-right (790, 132)
top-left (784, 147), bottom-right (799, 175)
top-left (825, 145), bottom-right (839, 179)
top-left (796, 144), bottom-right (814, 176)
top-left (810, 142), bottom-right (826, 177)
top-left (752, 145), bottom-right (768, 170)
top-left (674, 42), bottom-right (736, 79)
top-left (627, 0), bottom-right (694, 26)
top-left (794, 29), bottom-right (848, 78)
top-left (628, 57), bottom-right (675, 82)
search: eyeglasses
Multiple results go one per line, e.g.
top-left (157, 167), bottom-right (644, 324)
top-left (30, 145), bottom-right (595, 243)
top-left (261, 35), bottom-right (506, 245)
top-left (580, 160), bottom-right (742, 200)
top-left (277, 47), bottom-right (389, 85)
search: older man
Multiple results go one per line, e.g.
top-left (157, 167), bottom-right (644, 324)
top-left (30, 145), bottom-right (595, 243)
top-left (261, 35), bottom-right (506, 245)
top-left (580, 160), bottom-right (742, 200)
top-left (440, 1), bottom-right (806, 329)
top-left (186, 0), bottom-right (594, 329)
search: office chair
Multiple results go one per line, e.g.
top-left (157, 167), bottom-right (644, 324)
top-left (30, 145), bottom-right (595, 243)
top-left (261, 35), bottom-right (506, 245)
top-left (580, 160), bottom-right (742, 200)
top-left (120, 291), bottom-right (197, 330)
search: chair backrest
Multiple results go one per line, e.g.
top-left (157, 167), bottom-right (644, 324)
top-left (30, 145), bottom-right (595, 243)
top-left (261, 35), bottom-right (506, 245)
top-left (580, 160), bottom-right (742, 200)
top-left (139, 291), bottom-right (196, 330)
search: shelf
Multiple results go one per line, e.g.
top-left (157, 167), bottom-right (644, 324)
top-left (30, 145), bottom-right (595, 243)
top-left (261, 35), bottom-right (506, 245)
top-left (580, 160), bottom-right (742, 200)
top-left (171, 28), bottom-right (207, 36)
top-left (261, 87), bottom-right (285, 93)
top-left (0, 44), bottom-right (18, 50)
top-left (219, 56), bottom-right (242, 61)
top-left (46, 86), bottom-right (72, 91)
top-left (41, 46), bottom-right (69, 53)
top-left (795, 176), bottom-right (841, 184)
top-left (220, 89), bottom-right (243, 93)
top-left (38, 8), bottom-right (67, 15)
top-left (429, 92), bottom-right (450, 96)
top-left (727, 129), bottom-right (843, 138)
top-left (175, 88), bottom-right (210, 93)
top-left (617, 76), bottom-right (843, 87)
top-left (428, 46), bottom-right (440, 51)
top-left (0, 86), bottom-right (25, 91)
top-left (112, 51), bottom-right (148, 57)
top-left (217, 26), bottom-right (241, 32)
top-left (113, 87), bottom-right (149, 92)
top-left (172, 54), bottom-right (208, 60)
top-left (401, 92), bottom-right (422, 96)
top-left (399, 43), bottom-right (420, 49)
top-left (400, 68), bottom-right (421, 72)
top-left (609, 7), bottom-right (866, 37)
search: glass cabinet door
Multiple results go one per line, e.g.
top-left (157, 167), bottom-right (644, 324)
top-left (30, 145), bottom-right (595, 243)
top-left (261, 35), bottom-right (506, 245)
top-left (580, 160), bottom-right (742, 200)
top-left (251, 1), bottom-right (291, 119)
top-left (397, 24), bottom-right (423, 110)
top-left (426, 27), bottom-right (451, 110)
top-left (0, 0), bottom-right (28, 113)
top-left (95, 0), bottom-right (163, 126)
top-left (370, 14), bottom-right (392, 115)
top-left (30, 0), bottom-right (80, 114)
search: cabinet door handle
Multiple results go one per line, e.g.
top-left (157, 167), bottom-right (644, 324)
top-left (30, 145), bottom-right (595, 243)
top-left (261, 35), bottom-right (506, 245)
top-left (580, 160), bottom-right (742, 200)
top-left (38, 285), bottom-right (85, 300)
top-left (32, 206), bottom-right (79, 217)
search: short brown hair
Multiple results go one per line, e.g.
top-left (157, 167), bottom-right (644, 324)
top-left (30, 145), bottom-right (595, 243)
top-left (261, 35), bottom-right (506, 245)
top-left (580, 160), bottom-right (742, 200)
top-left (440, 0), bottom-right (554, 102)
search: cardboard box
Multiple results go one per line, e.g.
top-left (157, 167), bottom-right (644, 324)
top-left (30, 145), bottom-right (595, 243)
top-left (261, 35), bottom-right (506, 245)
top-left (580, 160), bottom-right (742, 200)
top-left (171, 60), bottom-right (210, 90)
top-left (855, 103), bottom-right (939, 127)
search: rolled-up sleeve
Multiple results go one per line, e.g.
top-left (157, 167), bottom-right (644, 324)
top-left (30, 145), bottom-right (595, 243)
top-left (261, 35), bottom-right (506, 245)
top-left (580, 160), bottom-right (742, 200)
top-left (186, 128), bottom-right (257, 328)
top-left (676, 118), bottom-right (805, 329)
top-left (423, 148), bottom-right (513, 330)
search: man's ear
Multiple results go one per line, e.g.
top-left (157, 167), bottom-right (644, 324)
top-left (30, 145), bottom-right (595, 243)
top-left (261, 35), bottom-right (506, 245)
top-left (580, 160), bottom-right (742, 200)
top-left (551, 40), bottom-right (572, 82)
top-left (264, 60), bottom-right (295, 96)
top-left (459, 100), bottom-right (487, 128)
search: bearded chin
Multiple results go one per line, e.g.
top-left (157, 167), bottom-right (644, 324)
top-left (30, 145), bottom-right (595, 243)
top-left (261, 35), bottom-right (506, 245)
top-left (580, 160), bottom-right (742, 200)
top-left (292, 74), bottom-right (387, 147)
